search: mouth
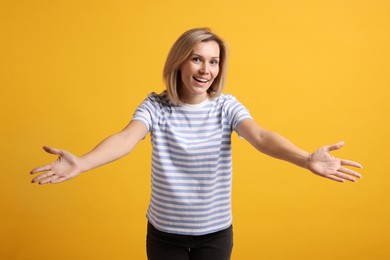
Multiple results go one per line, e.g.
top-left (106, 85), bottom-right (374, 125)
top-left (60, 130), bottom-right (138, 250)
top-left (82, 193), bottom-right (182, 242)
top-left (193, 77), bottom-right (210, 83)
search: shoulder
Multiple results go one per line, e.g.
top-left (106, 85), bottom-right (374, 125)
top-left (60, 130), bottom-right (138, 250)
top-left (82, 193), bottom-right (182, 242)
top-left (146, 91), bottom-right (168, 103)
top-left (214, 93), bottom-right (242, 107)
top-left (142, 91), bottom-right (173, 108)
top-left (213, 93), bottom-right (233, 104)
top-left (217, 93), bottom-right (251, 115)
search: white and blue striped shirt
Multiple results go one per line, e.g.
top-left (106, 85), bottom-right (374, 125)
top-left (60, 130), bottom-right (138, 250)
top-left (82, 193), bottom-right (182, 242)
top-left (132, 92), bottom-right (252, 235)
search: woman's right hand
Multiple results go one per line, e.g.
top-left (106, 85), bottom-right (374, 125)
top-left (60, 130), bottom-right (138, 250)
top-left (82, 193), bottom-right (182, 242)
top-left (30, 146), bottom-right (83, 184)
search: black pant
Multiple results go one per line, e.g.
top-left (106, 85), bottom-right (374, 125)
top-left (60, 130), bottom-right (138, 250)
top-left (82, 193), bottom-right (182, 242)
top-left (146, 222), bottom-right (233, 260)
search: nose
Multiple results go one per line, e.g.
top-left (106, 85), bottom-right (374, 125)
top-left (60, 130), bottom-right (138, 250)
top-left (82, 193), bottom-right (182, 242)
top-left (199, 62), bottom-right (210, 75)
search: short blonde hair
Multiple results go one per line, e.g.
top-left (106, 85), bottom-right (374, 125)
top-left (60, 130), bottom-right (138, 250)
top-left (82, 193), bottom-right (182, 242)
top-left (163, 28), bottom-right (228, 104)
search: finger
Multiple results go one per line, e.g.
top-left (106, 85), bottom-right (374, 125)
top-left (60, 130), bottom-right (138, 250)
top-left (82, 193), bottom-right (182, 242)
top-left (325, 141), bottom-right (345, 152)
top-left (30, 164), bottom-right (51, 174)
top-left (42, 146), bottom-right (63, 156)
top-left (340, 159), bottom-right (363, 169)
top-left (334, 172), bottom-right (357, 182)
top-left (338, 167), bottom-right (362, 179)
top-left (31, 171), bottom-right (55, 183)
top-left (50, 176), bottom-right (68, 184)
top-left (326, 174), bottom-right (345, 183)
top-left (38, 174), bottom-right (60, 185)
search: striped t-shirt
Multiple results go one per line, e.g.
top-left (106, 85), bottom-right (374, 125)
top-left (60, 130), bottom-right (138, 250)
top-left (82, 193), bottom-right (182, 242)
top-left (131, 92), bottom-right (252, 235)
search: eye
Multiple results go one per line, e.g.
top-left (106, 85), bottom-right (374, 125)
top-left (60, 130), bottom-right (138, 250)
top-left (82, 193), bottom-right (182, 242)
top-left (192, 57), bottom-right (201, 62)
top-left (210, 59), bottom-right (219, 65)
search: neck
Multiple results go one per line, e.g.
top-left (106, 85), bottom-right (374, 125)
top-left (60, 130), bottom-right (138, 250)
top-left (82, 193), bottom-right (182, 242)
top-left (181, 93), bottom-right (209, 105)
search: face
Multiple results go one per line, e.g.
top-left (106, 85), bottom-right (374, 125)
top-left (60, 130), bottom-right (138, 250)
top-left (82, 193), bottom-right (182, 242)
top-left (179, 40), bottom-right (220, 104)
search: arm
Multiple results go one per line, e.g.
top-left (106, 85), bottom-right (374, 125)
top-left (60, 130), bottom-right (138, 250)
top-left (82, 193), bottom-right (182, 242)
top-left (236, 119), bottom-right (363, 182)
top-left (30, 120), bottom-right (148, 184)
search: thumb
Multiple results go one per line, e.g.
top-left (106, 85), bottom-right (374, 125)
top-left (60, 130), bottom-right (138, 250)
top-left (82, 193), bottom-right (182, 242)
top-left (42, 146), bottom-right (64, 156)
top-left (326, 141), bottom-right (345, 152)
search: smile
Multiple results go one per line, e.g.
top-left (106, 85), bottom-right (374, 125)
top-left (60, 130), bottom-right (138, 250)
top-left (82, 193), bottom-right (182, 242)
top-left (193, 77), bottom-right (209, 83)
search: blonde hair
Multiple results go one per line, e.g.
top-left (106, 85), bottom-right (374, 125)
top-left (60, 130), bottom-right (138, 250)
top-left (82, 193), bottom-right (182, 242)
top-left (163, 28), bottom-right (228, 104)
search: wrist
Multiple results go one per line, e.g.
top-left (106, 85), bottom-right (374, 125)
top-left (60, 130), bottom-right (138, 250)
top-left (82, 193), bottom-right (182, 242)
top-left (299, 152), bottom-right (312, 170)
top-left (78, 156), bottom-right (92, 172)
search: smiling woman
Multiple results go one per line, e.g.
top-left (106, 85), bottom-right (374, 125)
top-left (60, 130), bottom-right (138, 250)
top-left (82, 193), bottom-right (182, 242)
top-left (179, 41), bottom-right (220, 104)
top-left (30, 28), bottom-right (362, 260)
top-left (163, 28), bottom-right (228, 105)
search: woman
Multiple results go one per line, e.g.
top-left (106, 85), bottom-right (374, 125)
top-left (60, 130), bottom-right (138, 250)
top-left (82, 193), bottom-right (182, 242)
top-left (30, 28), bottom-right (362, 260)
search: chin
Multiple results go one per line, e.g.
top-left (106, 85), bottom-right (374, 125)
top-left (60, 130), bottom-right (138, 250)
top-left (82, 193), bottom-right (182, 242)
top-left (192, 87), bottom-right (210, 95)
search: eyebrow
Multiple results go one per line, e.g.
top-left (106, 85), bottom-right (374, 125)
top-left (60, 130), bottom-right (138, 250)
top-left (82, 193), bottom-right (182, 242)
top-left (191, 53), bottom-right (220, 59)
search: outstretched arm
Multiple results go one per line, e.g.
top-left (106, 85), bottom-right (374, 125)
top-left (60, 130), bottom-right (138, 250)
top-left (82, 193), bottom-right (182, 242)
top-left (236, 119), bottom-right (362, 182)
top-left (30, 120), bottom-right (148, 184)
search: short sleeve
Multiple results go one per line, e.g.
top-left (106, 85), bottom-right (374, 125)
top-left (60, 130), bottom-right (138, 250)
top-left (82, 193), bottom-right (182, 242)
top-left (131, 93), bottom-right (160, 131)
top-left (223, 95), bottom-right (253, 131)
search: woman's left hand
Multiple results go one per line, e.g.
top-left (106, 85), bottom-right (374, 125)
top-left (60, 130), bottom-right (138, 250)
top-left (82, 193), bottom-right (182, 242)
top-left (307, 141), bottom-right (363, 182)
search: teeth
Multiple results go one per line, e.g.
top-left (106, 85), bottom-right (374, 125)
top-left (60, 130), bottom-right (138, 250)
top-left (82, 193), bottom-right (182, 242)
top-left (194, 77), bottom-right (209, 83)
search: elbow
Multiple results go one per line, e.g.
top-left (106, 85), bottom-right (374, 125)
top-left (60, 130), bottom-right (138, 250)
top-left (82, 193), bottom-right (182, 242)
top-left (252, 129), bottom-right (276, 153)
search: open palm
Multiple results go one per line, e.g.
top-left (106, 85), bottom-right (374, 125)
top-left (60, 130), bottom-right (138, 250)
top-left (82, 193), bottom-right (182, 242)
top-left (31, 146), bottom-right (82, 184)
top-left (307, 141), bottom-right (362, 182)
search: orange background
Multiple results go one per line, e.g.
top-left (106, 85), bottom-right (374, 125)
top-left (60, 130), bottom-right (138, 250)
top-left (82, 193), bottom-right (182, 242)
top-left (1, 0), bottom-right (389, 259)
